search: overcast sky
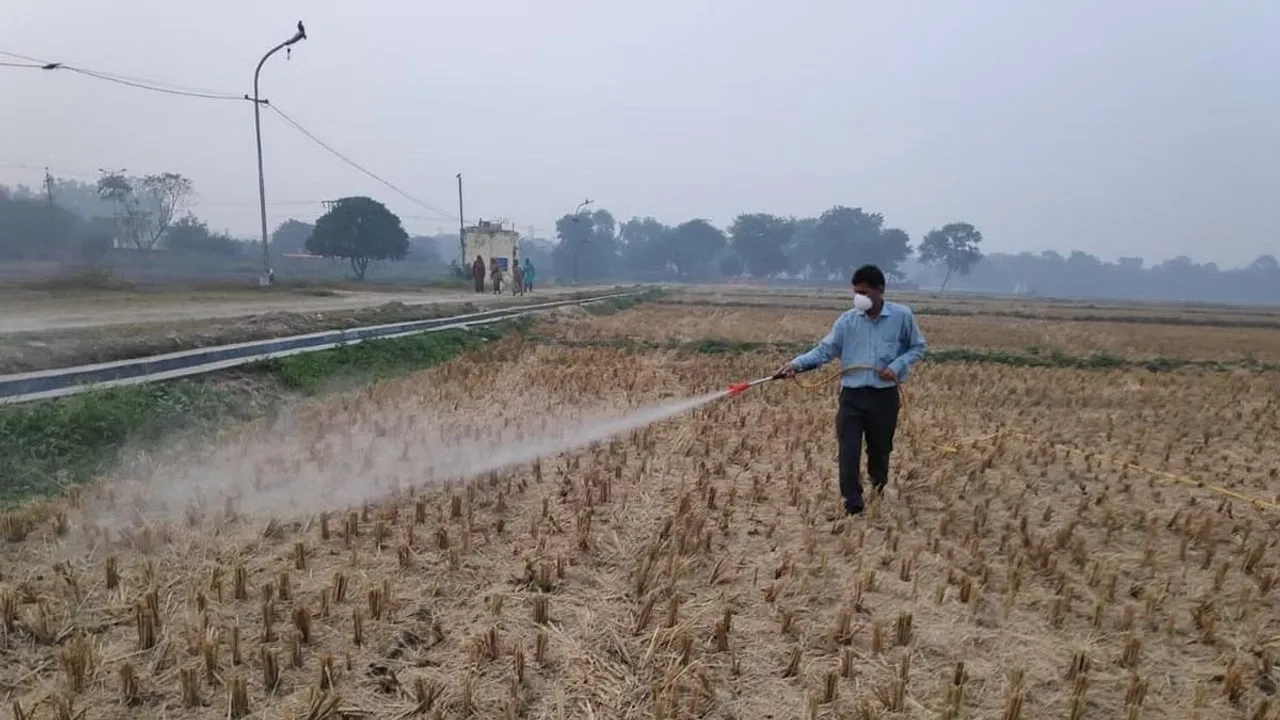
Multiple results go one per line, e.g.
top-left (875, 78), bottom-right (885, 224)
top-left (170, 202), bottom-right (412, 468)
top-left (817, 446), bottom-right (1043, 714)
top-left (2, 0), bottom-right (1276, 267)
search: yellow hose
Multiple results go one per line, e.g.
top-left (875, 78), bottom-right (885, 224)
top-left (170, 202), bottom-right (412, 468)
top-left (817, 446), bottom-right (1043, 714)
top-left (792, 362), bottom-right (910, 433)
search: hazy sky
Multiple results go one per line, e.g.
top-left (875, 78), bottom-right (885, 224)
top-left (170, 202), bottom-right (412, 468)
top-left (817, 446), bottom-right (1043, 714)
top-left (2, 1), bottom-right (1277, 267)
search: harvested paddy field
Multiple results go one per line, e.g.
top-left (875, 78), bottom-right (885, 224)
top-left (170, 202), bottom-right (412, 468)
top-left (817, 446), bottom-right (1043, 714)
top-left (562, 296), bottom-right (1280, 364)
top-left (2, 292), bottom-right (1279, 719)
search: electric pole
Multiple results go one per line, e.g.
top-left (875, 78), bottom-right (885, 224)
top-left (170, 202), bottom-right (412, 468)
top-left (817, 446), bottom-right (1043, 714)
top-left (571, 198), bottom-right (593, 284)
top-left (456, 173), bottom-right (466, 267)
top-left (250, 21), bottom-right (307, 287)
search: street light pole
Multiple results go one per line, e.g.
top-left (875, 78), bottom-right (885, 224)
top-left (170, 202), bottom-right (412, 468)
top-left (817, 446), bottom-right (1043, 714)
top-left (457, 173), bottom-right (466, 268)
top-left (571, 198), bottom-right (592, 284)
top-left (252, 21), bottom-right (307, 287)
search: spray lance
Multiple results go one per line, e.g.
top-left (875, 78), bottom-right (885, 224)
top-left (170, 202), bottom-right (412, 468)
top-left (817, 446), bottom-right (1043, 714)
top-left (727, 364), bottom-right (817, 396)
top-left (726, 292), bottom-right (878, 397)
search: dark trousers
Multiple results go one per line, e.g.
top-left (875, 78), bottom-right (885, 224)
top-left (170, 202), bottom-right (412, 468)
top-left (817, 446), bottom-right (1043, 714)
top-left (835, 385), bottom-right (900, 511)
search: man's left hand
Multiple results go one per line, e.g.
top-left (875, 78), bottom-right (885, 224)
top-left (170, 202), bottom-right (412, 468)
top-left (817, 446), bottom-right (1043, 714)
top-left (878, 367), bottom-right (897, 381)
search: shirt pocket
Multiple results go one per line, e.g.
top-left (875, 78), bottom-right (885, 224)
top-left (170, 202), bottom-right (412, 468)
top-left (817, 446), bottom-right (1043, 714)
top-left (875, 321), bottom-right (902, 366)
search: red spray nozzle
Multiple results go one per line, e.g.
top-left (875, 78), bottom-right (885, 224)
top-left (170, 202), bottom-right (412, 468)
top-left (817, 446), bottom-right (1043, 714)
top-left (727, 382), bottom-right (751, 396)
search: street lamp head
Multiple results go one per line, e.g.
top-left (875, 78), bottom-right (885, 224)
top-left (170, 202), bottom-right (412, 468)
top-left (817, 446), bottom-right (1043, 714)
top-left (286, 21), bottom-right (308, 50)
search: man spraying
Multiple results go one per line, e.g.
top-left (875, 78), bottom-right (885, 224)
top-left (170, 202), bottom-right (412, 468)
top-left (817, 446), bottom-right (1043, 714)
top-left (775, 264), bottom-right (927, 516)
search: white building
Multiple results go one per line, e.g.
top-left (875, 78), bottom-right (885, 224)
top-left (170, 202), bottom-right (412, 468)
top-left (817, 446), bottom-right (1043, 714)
top-left (462, 219), bottom-right (520, 272)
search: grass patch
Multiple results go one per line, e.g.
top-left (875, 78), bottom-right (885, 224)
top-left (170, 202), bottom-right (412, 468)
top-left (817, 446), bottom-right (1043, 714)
top-left (0, 289), bottom-right (659, 504)
top-left (583, 287), bottom-right (668, 316)
top-left (654, 299), bottom-right (1280, 330)
top-left (0, 319), bottom-right (535, 504)
top-left (0, 381), bottom-right (237, 505)
top-left (530, 335), bottom-right (1280, 373)
top-left (18, 266), bottom-right (136, 293)
top-left (257, 318), bottom-right (532, 394)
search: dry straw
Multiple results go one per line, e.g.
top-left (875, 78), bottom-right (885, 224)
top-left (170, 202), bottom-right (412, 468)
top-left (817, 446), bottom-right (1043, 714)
top-left (1, 296), bottom-right (1278, 717)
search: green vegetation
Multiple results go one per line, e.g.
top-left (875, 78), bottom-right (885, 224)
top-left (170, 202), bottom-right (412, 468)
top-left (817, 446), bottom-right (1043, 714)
top-left (654, 299), bottom-right (1280, 330)
top-left (0, 381), bottom-right (237, 505)
top-left (258, 319), bottom-right (530, 395)
top-left (0, 290), bottom-right (662, 504)
top-left (0, 321), bottom-right (539, 503)
top-left (531, 335), bottom-right (1279, 373)
top-left (583, 287), bottom-right (667, 315)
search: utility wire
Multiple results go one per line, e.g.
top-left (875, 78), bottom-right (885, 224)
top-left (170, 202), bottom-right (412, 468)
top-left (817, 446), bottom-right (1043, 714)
top-left (3, 49), bottom-right (460, 224)
top-left (0, 50), bottom-right (248, 102)
top-left (61, 67), bottom-right (247, 101)
top-left (267, 103), bottom-right (457, 222)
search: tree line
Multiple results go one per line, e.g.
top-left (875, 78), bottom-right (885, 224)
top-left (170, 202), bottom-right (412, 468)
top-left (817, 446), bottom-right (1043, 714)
top-left (2, 174), bottom-right (1276, 304)
top-left (0, 175), bottom-right (449, 277)
top-left (545, 206), bottom-right (983, 288)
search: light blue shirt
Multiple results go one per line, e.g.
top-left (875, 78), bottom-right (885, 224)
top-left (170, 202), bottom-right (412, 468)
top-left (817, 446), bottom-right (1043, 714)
top-left (790, 300), bottom-right (928, 389)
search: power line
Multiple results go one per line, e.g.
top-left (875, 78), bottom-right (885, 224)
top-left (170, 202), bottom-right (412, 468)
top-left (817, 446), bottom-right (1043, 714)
top-left (61, 67), bottom-right (247, 102)
top-left (0, 50), bottom-right (248, 102)
top-left (3, 50), bottom-right (460, 224)
top-left (267, 103), bottom-right (457, 222)
top-left (0, 51), bottom-right (44, 63)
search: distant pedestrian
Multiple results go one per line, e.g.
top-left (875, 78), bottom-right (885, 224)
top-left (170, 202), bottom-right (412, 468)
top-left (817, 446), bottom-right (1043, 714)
top-left (522, 258), bottom-right (535, 293)
top-left (511, 261), bottom-right (525, 296)
top-left (471, 256), bottom-right (486, 293)
top-left (490, 258), bottom-right (503, 294)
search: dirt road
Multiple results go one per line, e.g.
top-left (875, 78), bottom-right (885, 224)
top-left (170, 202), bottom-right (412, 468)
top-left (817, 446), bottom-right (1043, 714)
top-left (0, 285), bottom-right (620, 334)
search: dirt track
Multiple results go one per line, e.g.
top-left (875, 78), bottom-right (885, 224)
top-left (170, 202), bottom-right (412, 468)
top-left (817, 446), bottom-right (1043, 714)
top-left (0, 285), bottom-right (632, 373)
top-left (0, 285), bottom-right (623, 334)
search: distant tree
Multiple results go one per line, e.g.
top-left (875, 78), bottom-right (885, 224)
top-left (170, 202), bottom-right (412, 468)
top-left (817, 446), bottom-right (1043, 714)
top-left (164, 213), bottom-right (243, 256)
top-left (618, 216), bottom-right (672, 278)
top-left (270, 219), bottom-right (314, 255)
top-left (50, 178), bottom-right (115, 220)
top-left (407, 235), bottom-right (442, 266)
top-left (878, 228), bottom-right (913, 280)
top-left (787, 216), bottom-right (820, 275)
top-left (660, 219), bottom-right (727, 280)
top-left (719, 253), bottom-right (744, 278)
top-left (95, 171), bottom-right (194, 250)
top-left (918, 222), bottom-right (984, 290)
top-left (813, 206), bottom-right (885, 278)
top-left (1248, 254), bottom-right (1278, 273)
top-left (552, 209), bottom-right (619, 281)
top-left (305, 196), bottom-right (409, 279)
top-left (0, 190), bottom-right (87, 260)
top-left (728, 213), bottom-right (792, 277)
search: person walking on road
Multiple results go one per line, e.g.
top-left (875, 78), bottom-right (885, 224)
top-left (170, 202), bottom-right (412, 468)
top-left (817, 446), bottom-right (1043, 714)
top-left (776, 264), bottom-right (927, 517)
top-left (471, 256), bottom-right (486, 293)
top-left (511, 261), bottom-right (525, 296)
top-left (522, 258), bottom-right (535, 293)
top-left (490, 258), bottom-right (503, 294)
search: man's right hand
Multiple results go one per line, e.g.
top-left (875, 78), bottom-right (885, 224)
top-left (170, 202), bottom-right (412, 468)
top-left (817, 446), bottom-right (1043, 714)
top-left (775, 361), bottom-right (797, 379)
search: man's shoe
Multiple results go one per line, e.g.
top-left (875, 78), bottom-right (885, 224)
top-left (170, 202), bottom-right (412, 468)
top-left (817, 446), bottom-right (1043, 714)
top-left (846, 505), bottom-right (864, 516)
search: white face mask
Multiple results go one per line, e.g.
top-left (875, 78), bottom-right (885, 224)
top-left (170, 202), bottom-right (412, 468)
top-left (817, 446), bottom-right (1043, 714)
top-left (852, 292), bottom-right (873, 313)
